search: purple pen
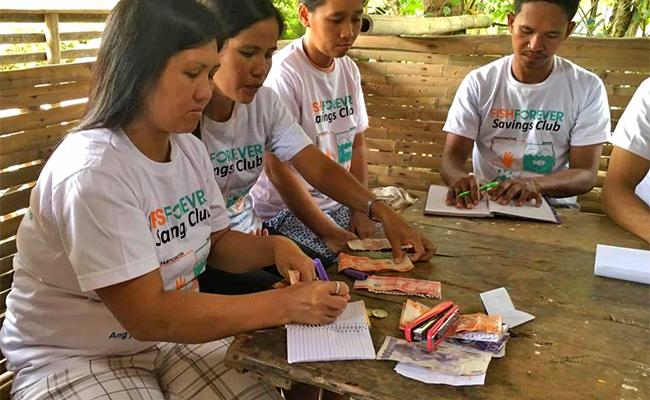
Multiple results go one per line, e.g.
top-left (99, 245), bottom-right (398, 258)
top-left (341, 268), bottom-right (368, 281)
top-left (313, 258), bottom-right (329, 281)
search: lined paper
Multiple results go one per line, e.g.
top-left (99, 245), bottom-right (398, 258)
top-left (286, 301), bottom-right (376, 363)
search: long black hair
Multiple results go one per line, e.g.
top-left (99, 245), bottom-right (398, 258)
top-left (200, 0), bottom-right (284, 42)
top-left (77, 0), bottom-right (221, 131)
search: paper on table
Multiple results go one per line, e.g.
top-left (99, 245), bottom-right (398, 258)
top-left (480, 287), bottom-right (535, 328)
top-left (394, 363), bottom-right (486, 386)
top-left (594, 244), bottom-right (650, 285)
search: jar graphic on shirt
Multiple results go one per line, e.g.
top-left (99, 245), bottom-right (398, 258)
top-left (523, 141), bottom-right (555, 174)
top-left (335, 126), bottom-right (356, 166)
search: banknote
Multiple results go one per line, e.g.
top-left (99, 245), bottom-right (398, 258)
top-left (354, 275), bottom-right (441, 299)
top-left (271, 270), bottom-right (301, 289)
top-left (453, 313), bottom-right (502, 335)
top-left (449, 323), bottom-right (508, 343)
top-left (448, 333), bottom-right (509, 357)
top-left (288, 270), bottom-right (301, 285)
top-left (399, 299), bottom-right (432, 330)
top-left (338, 253), bottom-right (414, 273)
top-left (347, 238), bottom-right (413, 251)
top-left (377, 336), bottom-right (492, 376)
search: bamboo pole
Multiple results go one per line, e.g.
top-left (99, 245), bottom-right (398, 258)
top-left (44, 13), bottom-right (61, 64)
top-left (360, 14), bottom-right (492, 36)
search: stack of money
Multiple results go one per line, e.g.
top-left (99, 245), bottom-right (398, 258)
top-left (398, 301), bottom-right (510, 357)
top-left (377, 336), bottom-right (492, 386)
top-left (353, 275), bottom-right (441, 298)
top-left (447, 314), bottom-right (510, 358)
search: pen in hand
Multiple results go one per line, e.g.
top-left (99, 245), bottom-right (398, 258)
top-left (457, 181), bottom-right (499, 199)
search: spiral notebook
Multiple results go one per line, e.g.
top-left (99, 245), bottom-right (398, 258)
top-left (286, 300), bottom-right (376, 363)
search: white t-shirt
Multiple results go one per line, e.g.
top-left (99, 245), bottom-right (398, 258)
top-left (0, 128), bottom-right (229, 392)
top-left (251, 37), bottom-right (370, 218)
top-left (609, 78), bottom-right (650, 205)
top-left (200, 87), bottom-right (312, 232)
top-left (444, 55), bottom-right (610, 206)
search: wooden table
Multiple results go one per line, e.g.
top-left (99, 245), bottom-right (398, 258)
top-left (225, 201), bottom-right (650, 400)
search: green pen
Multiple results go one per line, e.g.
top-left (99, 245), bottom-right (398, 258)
top-left (457, 181), bottom-right (499, 198)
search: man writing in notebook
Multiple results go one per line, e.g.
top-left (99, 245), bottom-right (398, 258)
top-left (441, 0), bottom-right (610, 209)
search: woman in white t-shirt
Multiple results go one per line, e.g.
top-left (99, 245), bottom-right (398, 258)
top-left (200, 0), bottom-right (435, 273)
top-left (0, 1), bottom-right (350, 399)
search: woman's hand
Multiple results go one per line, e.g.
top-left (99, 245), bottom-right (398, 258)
top-left (271, 236), bottom-right (316, 282)
top-left (320, 225), bottom-right (358, 255)
top-left (373, 202), bottom-right (437, 263)
top-left (349, 210), bottom-right (377, 239)
top-left (282, 280), bottom-right (350, 325)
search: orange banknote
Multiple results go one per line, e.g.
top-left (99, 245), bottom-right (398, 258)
top-left (338, 253), bottom-right (414, 273)
top-left (398, 299), bottom-right (432, 330)
top-left (353, 275), bottom-right (441, 298)
top-left (453, 314), bottom-right (503, 335)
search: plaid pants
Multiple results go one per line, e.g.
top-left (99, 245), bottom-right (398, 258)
top-left (13, 339), bottom-right (281, 400)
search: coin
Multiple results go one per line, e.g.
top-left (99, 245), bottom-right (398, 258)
top-left (371, 308), bottom-right (388, 319)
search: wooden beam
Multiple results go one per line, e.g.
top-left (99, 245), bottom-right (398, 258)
top-left (44, 13), bottom-right (61, 64)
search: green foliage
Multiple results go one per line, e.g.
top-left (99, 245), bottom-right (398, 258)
top-left (273, 0), bottom-right (305, 39)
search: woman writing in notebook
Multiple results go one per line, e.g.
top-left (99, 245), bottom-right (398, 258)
top-left (198, 0), bottom-right (436, 283)
top-left (0, 1), bottom-right (348, 399)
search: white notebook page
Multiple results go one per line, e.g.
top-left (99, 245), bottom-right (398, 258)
top-left (487, 197), bottom-right (557, 223)
top-left (286, 301), bottom-right (376, 363)
top-left (424, 185), bottom-right (491, 217)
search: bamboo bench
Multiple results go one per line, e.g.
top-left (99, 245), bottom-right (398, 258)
top-left (0, 34), bottom-right (648, 398)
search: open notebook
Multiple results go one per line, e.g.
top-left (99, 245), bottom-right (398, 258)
top-left (424, 185), bottom-right (559, 223)
top-left (286, 300), bottom-right (376, 363)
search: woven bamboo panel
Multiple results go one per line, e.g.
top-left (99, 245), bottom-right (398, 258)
top-left (0, 63), bottom-right (90, 316)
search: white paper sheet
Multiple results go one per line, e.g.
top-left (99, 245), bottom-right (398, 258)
top-left (594, 244), bottom-right (650, 285)
top-left (480, 287), bottom-right (535, 328)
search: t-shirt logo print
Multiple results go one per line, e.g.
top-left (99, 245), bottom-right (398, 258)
top-left (523, 142), bottom-right (556, 174)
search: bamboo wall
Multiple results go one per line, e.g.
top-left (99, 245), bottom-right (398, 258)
top-left (350, 35), bottom-right (650, 213)
top-left (0, 19), bottom-right (649, 397)
top-left (0, 9), bottom-right (107, 66)
top-left (0, 61), bottom-right (91, 397)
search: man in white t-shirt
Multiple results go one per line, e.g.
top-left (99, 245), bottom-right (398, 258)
top-left (602, 78), bottom-right (650, 243)
top-left (441, 0), bottom-right (610, 209)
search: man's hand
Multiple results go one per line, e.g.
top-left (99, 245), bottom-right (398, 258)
top-left (446, 175), bottom-right (481, 209)
top-left (490, 178), bottom-right (542, 207)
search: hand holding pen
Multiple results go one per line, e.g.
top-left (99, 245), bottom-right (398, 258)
top-left (445, 175), bottom-right (496, 209)
top-left (314, 258), bottom-right (349, 300)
